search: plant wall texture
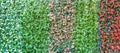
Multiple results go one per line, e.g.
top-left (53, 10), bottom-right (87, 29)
top-left (0, 0), bottom-right (114, 53)
top-left (0, 0), bottom-right (24, 52)
top-left (73, 0), bottom-right (99, 53)
top-left (48, 0), bottom-right (75, 53)
top-left (21, 0), bottom-right (50, 53)
top-left (98, 0), bottom-right (120, 53)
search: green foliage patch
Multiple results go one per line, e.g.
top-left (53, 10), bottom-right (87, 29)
top-left (0, 0), bottom-right (24, 52)
top-left (21, 0), bottom-right (50, 53)
top-left (73, 0), bottom-right (100, 53)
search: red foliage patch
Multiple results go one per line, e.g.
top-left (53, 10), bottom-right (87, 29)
top-left (99, 0), bottom-right (120, 53)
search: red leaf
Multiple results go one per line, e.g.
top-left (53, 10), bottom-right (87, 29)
top-left (111, 46), bottom-right (115, 50)
top-left (109, 9), bottom-right (114, 14)
top-left (108, 16), bottom-right (112, 19)
top-left (101, 18), bottom-right (106, 22)
top-left (118, 2), bottom-right (120, 6)
top-left (111, 24), bottom-right (115, 28)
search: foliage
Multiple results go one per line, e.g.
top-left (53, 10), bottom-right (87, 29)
top-left (0, 0), bottom-right (24, 52)
top-left (73, 0), bottom-right (99, 53)
top-left (21, 0), bottom-right (50, 53)
top-left (48, 0), bottom-right (75, 53)
top-left (0, 0), bottom-right (101, 53)
top-left (99, 0), bottom-right (120, 53)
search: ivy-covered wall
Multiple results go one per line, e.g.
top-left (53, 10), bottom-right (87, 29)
top-left (21, 0), bottom-right (50, 53)
top-left (0, 0), bottom-right (105, 53)
top-left (99, 0), bottom-right (120, 53)
top-left (0, 0), bottom-right (24, 52)
top-left (73, 0), bottom-right (99, 53)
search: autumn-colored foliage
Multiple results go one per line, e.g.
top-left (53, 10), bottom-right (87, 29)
top-left (99, 0), bottom-right (120, 53)
top-left (48, 0), bottom-right (75, 53)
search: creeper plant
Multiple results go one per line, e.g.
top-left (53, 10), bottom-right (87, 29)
top-left (98, 0), bottom-right (120, 53)
top-left (0, 0), bottom-right (24, 52)
top-left (48, 0), bottom-right (75, 53)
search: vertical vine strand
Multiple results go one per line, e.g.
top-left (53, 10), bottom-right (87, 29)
top-left (99, 0), bottom-right (120, 53)
top-left (0, 0), bottom-right (24, 52)
top-left (48, 0), bottom-right (75, 53)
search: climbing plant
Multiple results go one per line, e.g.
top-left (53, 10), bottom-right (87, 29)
top-left (0, 0), bottom-right (24, 52)
top-left (48, 0), bottom-right (75, 53)
top-left (98, 0), bottom-right (120, 53)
